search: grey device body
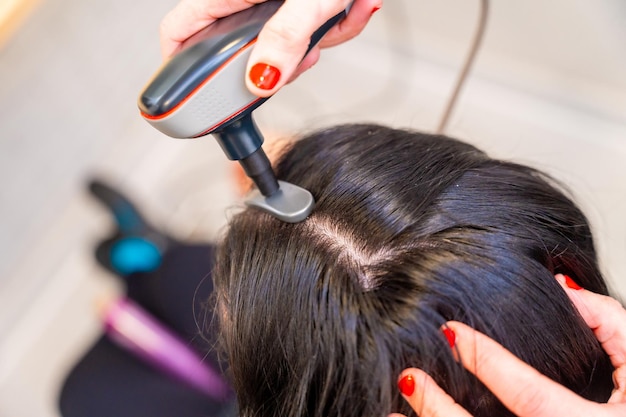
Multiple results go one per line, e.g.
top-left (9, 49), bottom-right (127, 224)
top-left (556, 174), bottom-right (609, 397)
top-left (138, 2), bottom-right (282, 140)
top-left (138, 1), bottom-right (348, 222)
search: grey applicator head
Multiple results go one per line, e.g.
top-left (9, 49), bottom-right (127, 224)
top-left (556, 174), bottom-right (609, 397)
top-left (245, 181), bottom-right (315, 223)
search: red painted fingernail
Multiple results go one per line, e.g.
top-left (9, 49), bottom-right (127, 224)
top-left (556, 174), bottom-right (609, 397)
top-left (249, 63), bottom-right (281, 90)
top-left (442, 328), bottom-right (456, 349)
top-left (371, 6), bottom-right (381, 14)
top-left (398, 374), bottom-right (415, 396)
top-left (564, 275), bottom-right (583, 290)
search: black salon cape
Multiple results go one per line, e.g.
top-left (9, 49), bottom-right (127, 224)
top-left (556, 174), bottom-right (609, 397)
top-left (58, 244), bottom-right (237, 417)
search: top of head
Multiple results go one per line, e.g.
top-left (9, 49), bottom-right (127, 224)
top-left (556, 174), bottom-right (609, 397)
top-left (137, 1), bottom-right (283, 139)
top-left (214, 124), bottom-right (614, 417)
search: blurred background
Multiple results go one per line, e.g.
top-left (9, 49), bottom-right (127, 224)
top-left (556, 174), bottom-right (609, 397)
top-left (1, 0), bottom-right (625, 415)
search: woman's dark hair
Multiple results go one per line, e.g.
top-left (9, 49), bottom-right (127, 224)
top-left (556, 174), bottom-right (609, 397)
top-left (213, 124), bottom-right (614, 417)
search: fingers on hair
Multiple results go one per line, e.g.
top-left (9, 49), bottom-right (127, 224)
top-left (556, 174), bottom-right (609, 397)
top-left (609, 364), bottom-right (626, 403)
top-left (556, 274), bottom-right (626, 371)
top-left (400, 368), bottom-right (473, 417)
top-left (447, 321), bottom-right (592, 417)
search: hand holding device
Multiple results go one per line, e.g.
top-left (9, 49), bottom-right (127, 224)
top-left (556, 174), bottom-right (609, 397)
top-left (139, 1), bottom-right (358, 222)
top-left (159, 0), bottom-right (382, 97)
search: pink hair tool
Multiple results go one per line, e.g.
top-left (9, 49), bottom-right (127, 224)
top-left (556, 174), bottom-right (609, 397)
top-left (98, 296), bottom-right (232, 401)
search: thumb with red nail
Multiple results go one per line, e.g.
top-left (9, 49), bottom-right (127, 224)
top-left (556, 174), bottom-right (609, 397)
top-left (159, 0), bottom-right (383, 97)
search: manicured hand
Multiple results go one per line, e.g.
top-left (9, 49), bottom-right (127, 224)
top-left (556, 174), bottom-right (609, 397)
top-left (160, 0), bottom-right (382, 97)
top-left (391, 274), bottom-right (626, 417)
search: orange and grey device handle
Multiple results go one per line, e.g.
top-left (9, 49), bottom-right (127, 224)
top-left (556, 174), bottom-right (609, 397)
top-left (138, 1), bottom-right (348, 221)
top-left (138, 0), bottom-right (348, 147)
top-left (138, 1), bottom-right (283, 141)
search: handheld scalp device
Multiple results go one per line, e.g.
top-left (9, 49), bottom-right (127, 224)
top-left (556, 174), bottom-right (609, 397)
top-left (139, 1), bottom-right (349, 222)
